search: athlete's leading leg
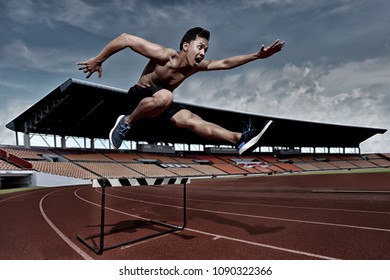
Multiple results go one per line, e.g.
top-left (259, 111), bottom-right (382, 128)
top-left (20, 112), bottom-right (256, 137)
top-left (124, 89), bottom-right (173, 125)
top-left (109, 89), bottom-right (173, 149)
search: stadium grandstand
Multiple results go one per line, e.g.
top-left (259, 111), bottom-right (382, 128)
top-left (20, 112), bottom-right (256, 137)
top-left (1, 78), bottom-right (388, 189)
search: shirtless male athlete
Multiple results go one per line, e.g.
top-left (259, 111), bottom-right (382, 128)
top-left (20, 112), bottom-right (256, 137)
top-left (78, 27), bottom-right (284, 154)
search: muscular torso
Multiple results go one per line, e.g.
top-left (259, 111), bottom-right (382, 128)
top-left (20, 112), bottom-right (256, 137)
top-left (137, 51), bottom-right (198, 92)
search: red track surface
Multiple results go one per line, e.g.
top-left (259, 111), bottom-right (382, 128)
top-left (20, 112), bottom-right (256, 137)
top-left (1, 172), bottom-right (390, 260)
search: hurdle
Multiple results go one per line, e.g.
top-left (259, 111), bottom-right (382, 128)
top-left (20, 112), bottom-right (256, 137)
top-left (76, 177), bottom-right (190, 255)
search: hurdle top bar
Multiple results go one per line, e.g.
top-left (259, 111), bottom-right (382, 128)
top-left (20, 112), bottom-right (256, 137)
top-left (92, 177), bottom-right (190, 188)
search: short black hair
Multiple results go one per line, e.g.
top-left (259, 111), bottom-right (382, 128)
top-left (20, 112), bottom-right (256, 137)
top-left (180, 27), bottom-right (210, 50)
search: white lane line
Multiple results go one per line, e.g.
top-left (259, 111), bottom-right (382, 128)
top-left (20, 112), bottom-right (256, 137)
top-left (120, 234), bottom-right (169, 251)
top-left (39, 189), bottom-right (93, 260)
top-left (74, 189), bottom-right (338, 260)
top-left (0, 189), bottom-right (48, 203)
top-left (100, 190), bottom-right (390, 233)
top-left (187, 228), bottom-right (339, 260)
top-left (74, 188), bottom-right (155, 222)
top-left (191, 207), bottom-right (390, 233)
top-left (112, 188), bottom-right (390, 215)
top-left (0, 193), bottom-right (32, 203)
top-left (74, 188), bottom-right (175, 251)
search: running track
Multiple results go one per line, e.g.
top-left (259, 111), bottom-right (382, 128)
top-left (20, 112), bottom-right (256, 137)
top-left (1, 172), bottom-right (390, 260)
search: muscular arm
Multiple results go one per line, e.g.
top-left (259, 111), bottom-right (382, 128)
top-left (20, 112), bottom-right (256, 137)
top-left (204, 52), bottom-right (259, 70)
top-left (78, 33), bottom-right (174, 78)
top-left (201, 39), bottom-right (285, 71)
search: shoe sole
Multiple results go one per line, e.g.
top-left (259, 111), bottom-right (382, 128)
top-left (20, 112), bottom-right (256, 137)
top-left (238, 120), bottom-right (273, 155)
top-left (109, 115), bottom-right (125, 149)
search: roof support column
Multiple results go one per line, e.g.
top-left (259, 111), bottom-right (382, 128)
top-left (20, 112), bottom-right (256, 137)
top-left (61, 136), bottom-right (66, 148)
top-left (15, 131), bottom-right (19, 146)
top-left (23, 133), bottom-right (30, 148)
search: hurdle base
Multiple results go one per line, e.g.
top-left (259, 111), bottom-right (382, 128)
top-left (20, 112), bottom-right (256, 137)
top-left (76, 178), bottom-right (187, 255)
top-left (76, 221), bottom-right (184, 255)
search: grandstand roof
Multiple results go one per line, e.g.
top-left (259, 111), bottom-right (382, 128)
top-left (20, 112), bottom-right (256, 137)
top-left (6, 78), bottom-right (387, 149)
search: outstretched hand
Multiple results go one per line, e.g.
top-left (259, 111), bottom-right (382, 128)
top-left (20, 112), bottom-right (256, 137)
top-left (257, 40), bottom-right (285, 59)
top-left (77, 58), bottom-right (102, 79)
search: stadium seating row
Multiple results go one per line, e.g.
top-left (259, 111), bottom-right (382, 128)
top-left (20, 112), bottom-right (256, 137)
top-left (0, 145), bottom-right (389, 180)
top-left (0, 159), bottom-right (20, 171)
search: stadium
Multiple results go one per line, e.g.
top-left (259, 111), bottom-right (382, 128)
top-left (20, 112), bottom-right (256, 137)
top-left (1, 79), bottom-right (389, 260)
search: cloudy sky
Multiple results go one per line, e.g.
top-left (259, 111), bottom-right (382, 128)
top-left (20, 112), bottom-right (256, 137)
top-left (0, 0), bottom-right (389, 153)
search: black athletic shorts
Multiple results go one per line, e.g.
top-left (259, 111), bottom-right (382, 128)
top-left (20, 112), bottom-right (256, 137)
top-left (127, 85), bottom-right (186, 120)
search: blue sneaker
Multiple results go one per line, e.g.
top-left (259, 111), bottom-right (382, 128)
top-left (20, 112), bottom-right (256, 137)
top-left (109, 115), bottom-right (131, 149)
top-left (236, 120), bottom-right (273, 155)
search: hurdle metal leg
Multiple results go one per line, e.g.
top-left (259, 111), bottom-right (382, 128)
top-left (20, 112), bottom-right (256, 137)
top-left (77, 179), bottom-right (187, 255)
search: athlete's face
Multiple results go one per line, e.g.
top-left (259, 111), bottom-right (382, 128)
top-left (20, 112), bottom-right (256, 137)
top-left (184, 35), bottom-right (208, 67)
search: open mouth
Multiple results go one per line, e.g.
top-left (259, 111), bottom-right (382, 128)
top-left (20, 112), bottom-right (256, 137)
top-left (195, 56), bottom-right (203, 64)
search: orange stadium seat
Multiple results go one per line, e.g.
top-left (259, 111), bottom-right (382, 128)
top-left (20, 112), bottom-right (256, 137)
top-left (78, 162), bottom-right (143, 178)
top-left (1, 147), bottom-right (51, 160)
top-left (102, 152), bottom-right (139, 162)
top-left (125, 163), bottom-right (177, 177)
top-left (189, 164), bottom-right (227, 176)
top-left (0, 159), bottom-right (21, 170)
top-left (56, 149), bottom-right (113, 162)
top-left (213, 163), bottom-right (248, 175)
top-left (30, 161), bottom-right (99, 179)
